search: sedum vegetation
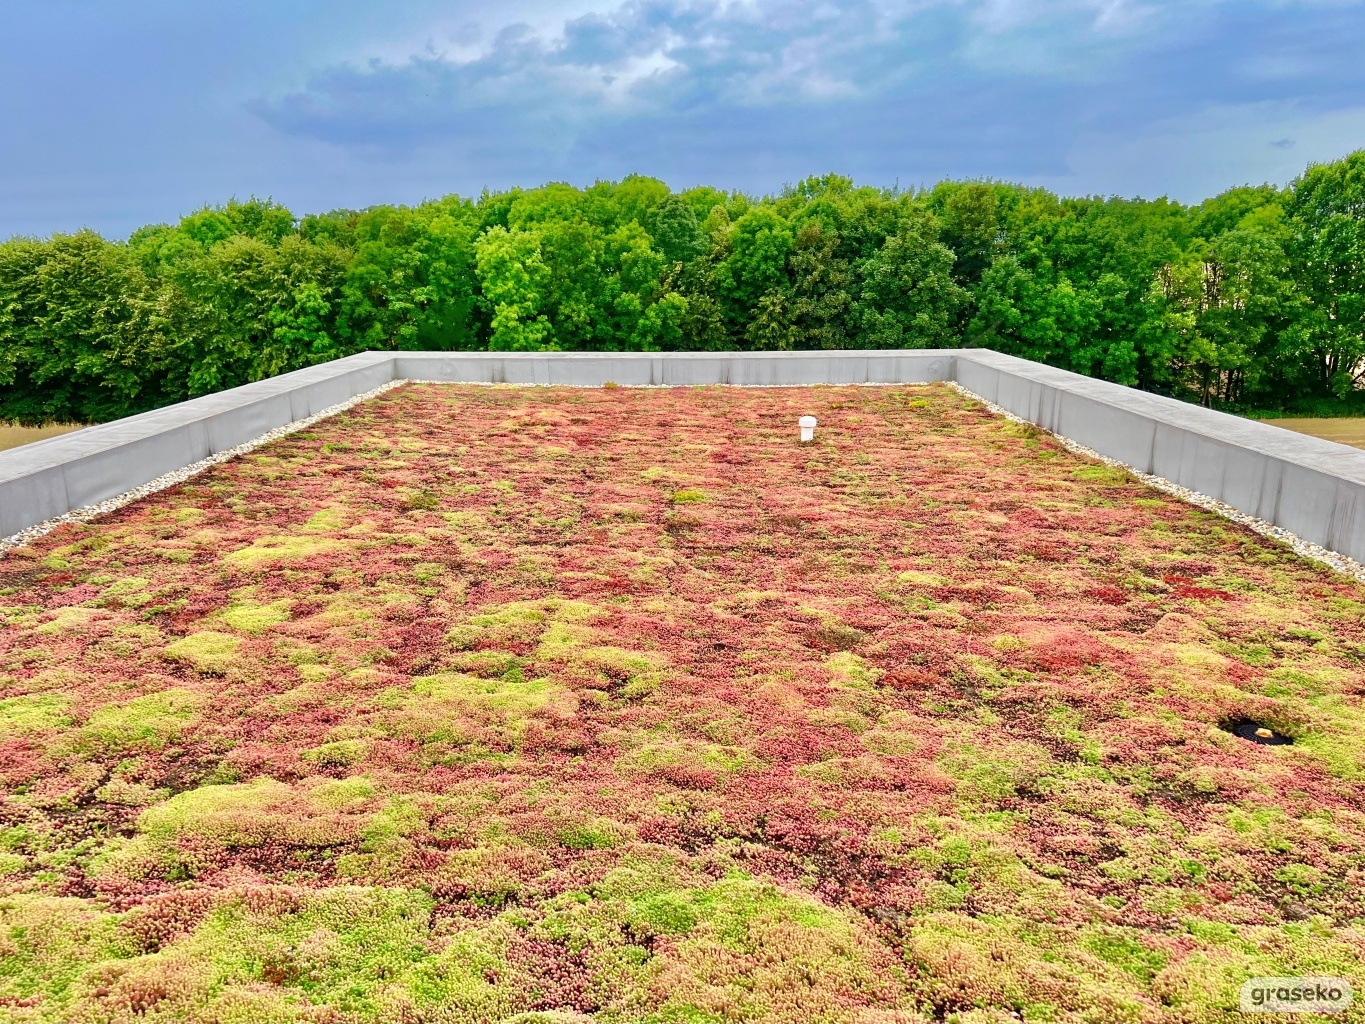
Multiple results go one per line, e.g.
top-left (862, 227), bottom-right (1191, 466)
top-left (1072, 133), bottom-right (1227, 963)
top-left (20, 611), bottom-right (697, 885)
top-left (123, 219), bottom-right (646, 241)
top-left (3, 151), bottom-right (1365, 424)
top-left (1, 383), bottom-right (1364, 1022)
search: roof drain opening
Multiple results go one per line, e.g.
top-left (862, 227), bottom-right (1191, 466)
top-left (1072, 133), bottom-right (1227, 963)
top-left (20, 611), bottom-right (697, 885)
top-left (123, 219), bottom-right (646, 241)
top-left (1224, 719), bottom-right (1294, 745)
top-left (799, 415), bottom-right (817, 443)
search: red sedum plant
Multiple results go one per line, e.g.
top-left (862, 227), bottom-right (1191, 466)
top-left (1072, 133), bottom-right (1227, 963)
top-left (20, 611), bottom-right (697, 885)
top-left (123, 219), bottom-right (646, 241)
top-left (1, 383), bottom-right (1363, 1023)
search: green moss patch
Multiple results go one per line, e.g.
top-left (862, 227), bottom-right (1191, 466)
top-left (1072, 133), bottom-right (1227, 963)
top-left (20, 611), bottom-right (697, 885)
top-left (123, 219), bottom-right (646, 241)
top-left (218, 599), bottom-right (292, 635)
top-left (164, 631), bottom-right (241, 672)
top-left (97, 777), bottom-right (380, 881)
top-left (221, 535), bottom-right (346, 567)
top-left (78, 687), bottom-right (203, 753)
top-left (0, 693), bottom-right (71, 737)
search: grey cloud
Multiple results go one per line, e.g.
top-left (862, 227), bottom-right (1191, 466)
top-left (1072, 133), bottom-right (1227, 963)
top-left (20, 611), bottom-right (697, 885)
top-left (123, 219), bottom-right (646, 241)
top-left (247, 0), bottom-right (1365, 200)
top-left (255, 0), bottom-right (989, 148)
top-left (6, 0), bottom-right (1361, 240)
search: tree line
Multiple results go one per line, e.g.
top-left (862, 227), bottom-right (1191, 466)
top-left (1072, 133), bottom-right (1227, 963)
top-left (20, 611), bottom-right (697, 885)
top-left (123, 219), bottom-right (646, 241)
top-left (2, 152), bottom-right (1362, 425)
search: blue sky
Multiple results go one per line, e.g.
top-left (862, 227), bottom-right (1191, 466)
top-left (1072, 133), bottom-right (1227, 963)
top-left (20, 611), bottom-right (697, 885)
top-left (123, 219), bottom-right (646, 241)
top-left (3, 0), bottom-right (1363, 238)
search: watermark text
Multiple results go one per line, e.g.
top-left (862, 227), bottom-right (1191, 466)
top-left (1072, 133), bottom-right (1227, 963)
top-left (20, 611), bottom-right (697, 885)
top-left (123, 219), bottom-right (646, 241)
top-left (1241, 978), bottom-right (1353, 1014)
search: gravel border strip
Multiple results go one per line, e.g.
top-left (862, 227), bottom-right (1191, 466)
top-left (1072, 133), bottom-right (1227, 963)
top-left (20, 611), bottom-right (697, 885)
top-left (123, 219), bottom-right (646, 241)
top-left (948, 380), bottom-right (1365, 585)
top-left (0, 379), bottom-right (407, 557)
top-left (7, 376), bottom-right (1363, 586)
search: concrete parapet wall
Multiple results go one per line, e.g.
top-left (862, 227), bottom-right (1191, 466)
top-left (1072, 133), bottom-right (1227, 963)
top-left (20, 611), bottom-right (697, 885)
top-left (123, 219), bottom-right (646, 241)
top-left (0, 352), bottom-right (397, 539)
top-left (393, 350), bottom-right (958, 387)
top-left (3, 349), bottom-right (1364, 566)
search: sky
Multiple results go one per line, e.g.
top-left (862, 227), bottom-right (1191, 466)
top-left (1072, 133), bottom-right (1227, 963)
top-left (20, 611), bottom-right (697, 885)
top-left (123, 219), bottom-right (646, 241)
top-left (2, 0), bottom-right (1363, 239)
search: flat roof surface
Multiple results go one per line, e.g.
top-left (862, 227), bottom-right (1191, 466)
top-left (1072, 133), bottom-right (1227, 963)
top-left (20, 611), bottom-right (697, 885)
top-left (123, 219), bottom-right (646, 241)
top-left (1, 383), bottom-right (1362, 1021)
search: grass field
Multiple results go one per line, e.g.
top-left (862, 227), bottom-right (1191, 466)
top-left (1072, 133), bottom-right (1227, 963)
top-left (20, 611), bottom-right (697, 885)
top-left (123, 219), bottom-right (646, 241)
top-left (1259, 417), bottom-right (1365, 450)
top-left (1, 383), bottom-right (1362, 1023)
top-left (0, 422), bottom-right (82, 453)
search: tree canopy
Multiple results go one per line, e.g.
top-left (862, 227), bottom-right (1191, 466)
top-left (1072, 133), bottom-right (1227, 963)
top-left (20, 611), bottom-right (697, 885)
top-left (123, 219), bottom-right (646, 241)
top-left (4, 157), bottom-right (1365, 424)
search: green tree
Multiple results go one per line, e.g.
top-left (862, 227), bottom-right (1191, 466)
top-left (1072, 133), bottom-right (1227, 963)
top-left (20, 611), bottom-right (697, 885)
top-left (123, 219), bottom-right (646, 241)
top-left (338, 206), bottom-right (478, 353)
top-left (714, 207), bottom-right (794, 339)
top-left (745, 289), bottom-right (800, 351)
top-left (1191, 209), bottom-right (1301, 405)
top-left (649, 195), bottom-right (706, 266)
top-left (0, 232), bottom-right (165, 423)
top-left (5, 160), bottom-right (1365, 424)
top-left (178, 197), bottom-right (297, 248)
top-left (931, 182), bottom-right (1007, 285)
top-left (474, 227), bottom-right (554, 352)
top-left (786, 223), bottom-right (854, 350)
top-left (1286, 153), bottom-right (1365, 397)
top-left (857, 226), bottom-right (966, 349)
